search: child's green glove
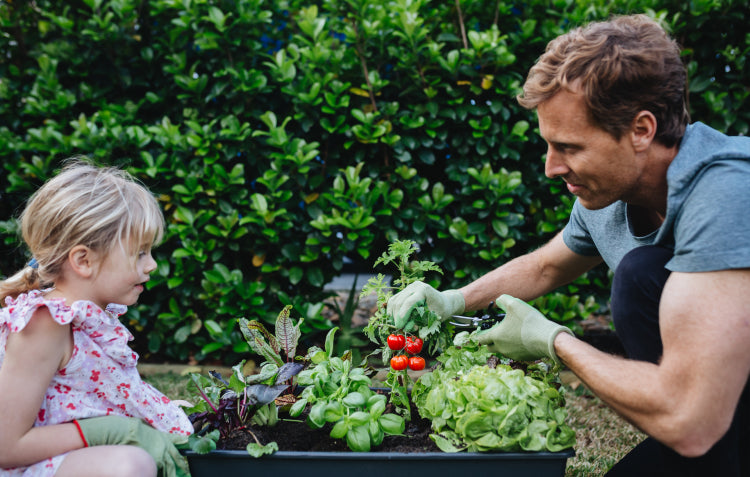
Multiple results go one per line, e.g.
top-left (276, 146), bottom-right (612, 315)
top-left (387, 281), bottom-right (465, 328)
top-left (75, 415), bottom-right (190, 477)
top-left (476, 294), bottom-right (573, 364)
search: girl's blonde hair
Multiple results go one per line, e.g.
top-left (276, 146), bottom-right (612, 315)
top-left (0, 159), bottom-right (165, 303)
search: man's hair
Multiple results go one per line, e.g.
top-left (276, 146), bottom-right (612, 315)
top-left (518, 14), bottom-right (689, 148)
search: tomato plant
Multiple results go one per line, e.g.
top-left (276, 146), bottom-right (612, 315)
top-left (408, 356), bottom-right (425, 371)
top-left (405, 336), bottom-right (423, 354)
top-left (360, 240), bottom-right (458, 419)
top-left (387, 334), bottom-right (405, 351)
top-left (390, 355), bottom-right (408, 371)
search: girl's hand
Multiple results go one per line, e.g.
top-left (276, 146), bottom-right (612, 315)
top-left (75, 416), bottom-right (190, 477)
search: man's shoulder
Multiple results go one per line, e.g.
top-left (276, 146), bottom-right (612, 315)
top-left (681, 122), bottom-right (750, 158)
top-left (669, 123), bottom-right (750, 186)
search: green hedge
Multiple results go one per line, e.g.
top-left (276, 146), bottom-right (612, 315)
top-left (1, 0), bottom-right (747, 363)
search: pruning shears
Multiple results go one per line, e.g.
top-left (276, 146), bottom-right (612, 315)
top-left (449, 302), bottom-right (506, 330)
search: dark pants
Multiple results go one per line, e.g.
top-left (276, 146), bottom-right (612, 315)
top-left (605, 245), bottom-right (750, 476)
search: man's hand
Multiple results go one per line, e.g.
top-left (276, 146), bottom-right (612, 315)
top-left (75, 416), bottom-right (190, 477)
top-left (387, 281), bottom-right (465, 328)
top-left (476, 294), bottom-right (573, 363)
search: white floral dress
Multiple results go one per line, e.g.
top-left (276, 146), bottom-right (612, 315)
top-left (0, 290), bottom-right (193, 476)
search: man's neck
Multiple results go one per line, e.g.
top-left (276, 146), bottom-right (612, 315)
top-left (628, 204), bottom-right (665, 236)
top-left (625, 141), bottom-right (679, 235)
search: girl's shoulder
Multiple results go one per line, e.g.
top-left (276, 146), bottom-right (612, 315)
top-left (1, 290), bottom-right (126, 333)
top-left (1, 289), bottom-right (73, 333)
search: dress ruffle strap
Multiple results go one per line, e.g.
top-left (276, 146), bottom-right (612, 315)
top-left (2, 291), bottom-right (138, 368)
top-left (1, 290), bottom-right (73, 333)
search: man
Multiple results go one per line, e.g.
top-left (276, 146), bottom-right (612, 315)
top-left (387, 14), bottom-right (750, 475)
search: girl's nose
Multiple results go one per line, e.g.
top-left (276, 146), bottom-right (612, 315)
top-left (143, 253), bottom-right (158, 274)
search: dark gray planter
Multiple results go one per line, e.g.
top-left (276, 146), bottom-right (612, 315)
top-left (184, 448), bottom-right (575, 476)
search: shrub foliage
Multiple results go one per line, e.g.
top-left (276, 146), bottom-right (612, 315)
top-left (1, 0), bottom-right (747, 362)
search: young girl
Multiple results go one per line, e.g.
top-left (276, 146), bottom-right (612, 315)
top-left (0, 161), bottom-right (193, 476)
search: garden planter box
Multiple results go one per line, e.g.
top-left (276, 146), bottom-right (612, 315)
top-left (184, 448), bottom-right (575, 476)
top-left (183, 299), bottom-right (578, 477)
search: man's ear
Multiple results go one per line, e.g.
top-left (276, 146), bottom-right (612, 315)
top-left (68, 245), bottom-right (96, 278)
top-left (631, 111), bottom-right (657, 152)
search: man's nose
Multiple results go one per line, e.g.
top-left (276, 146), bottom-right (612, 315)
top-left (544, 147), bottom-right (568, 179)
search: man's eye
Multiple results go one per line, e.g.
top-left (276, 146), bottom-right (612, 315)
top-left (557, 144), bottom-right (578, 154)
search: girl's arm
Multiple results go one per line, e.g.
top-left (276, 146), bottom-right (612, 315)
top-left (0, 307), bottom-right (85, 468)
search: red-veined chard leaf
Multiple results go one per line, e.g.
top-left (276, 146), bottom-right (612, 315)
top-left (275, 305), bottom-right (303, 360)
top-left (239, 318), bottom-right (283, 366)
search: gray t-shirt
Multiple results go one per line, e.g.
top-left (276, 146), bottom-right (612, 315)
top-left (563, 122), bottom-right (750, 273)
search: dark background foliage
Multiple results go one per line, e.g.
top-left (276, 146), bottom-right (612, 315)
top-left (1, 0), bottom-right (747, 364)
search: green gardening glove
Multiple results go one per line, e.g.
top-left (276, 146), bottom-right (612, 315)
top-left (75, 416), bottom-right (190, 477)
top-left (475, 294), bottom-right (573, 364)
top-left (387, 281), bottom-right (465, 329)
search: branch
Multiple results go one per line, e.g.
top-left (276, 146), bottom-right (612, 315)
top-left (455, 0), bottom-right (468, 49)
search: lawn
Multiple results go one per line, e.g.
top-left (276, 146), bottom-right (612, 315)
top-left (143, 366), bottom-right (645, 477)
top-left (563, 384), bottom-right (645, 475)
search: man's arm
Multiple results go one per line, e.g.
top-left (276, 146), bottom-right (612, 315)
top-left (387, 231), bottom-right (602, 324)
top-left (460, 231), bottom-right (603, 311)
top-left (555, 268), bottom-right (750, 456)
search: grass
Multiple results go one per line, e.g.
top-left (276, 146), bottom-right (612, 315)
top-left (143, 367), bottom-right (645, 477)
top-left (563, 386), bottom-right (645, 476)
top-left (143, 370), bottom-right (195, 402)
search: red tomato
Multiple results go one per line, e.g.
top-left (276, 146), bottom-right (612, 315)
top-left (387, 334), bottom-right (405, 351)
top-left (390, 355), bottom-right (408, 371)
top-left (408, 356), bottom-right (426, 371)
top-left (405, 337), bottom-right (423, 354)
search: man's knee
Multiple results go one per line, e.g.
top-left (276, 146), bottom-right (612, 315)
top-left (611, 246), bottom-right (672, 318)
top-left (610, 246), bottom-right (673, 362)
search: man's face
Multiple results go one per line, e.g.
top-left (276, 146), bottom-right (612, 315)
top-left (537, 87), bottom-right (641, 210)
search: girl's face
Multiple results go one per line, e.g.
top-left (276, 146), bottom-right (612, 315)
top-left (92, 240), bottom-right (157, 308)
